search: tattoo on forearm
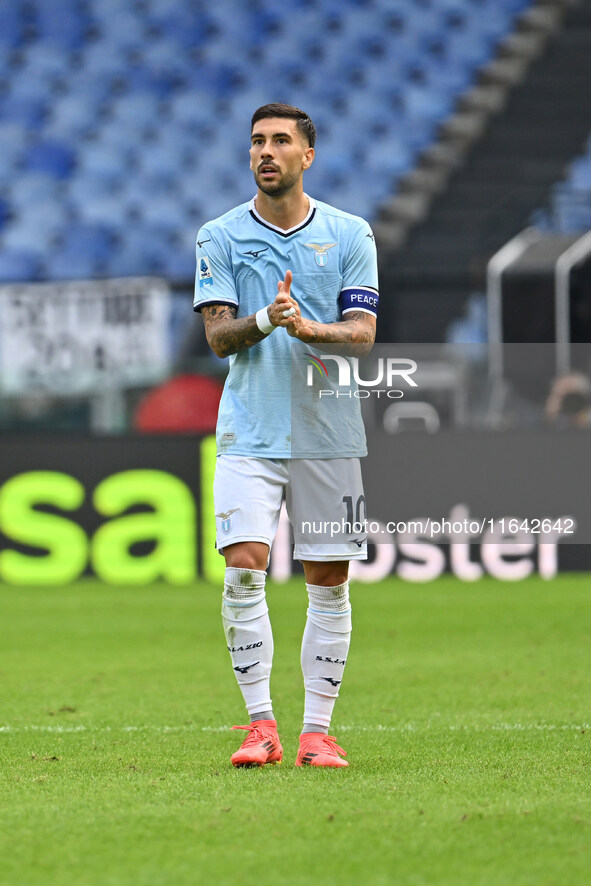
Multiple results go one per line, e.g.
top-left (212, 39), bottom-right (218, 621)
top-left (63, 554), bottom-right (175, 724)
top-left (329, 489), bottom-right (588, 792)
top-left (202, 304), bottom-right (268, 358)
top-left (304, 311), bottom-right (376, 356)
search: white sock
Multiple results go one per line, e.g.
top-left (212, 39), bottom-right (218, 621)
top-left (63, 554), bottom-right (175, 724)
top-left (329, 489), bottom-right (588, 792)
top-left (222, 567), bottom-right (273, 717)
top-left (301, 581), bottom-right (352, 730)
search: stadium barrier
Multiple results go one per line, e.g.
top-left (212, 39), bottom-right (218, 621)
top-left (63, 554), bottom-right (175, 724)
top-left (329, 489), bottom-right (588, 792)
top-left (0, 431), bottom-right (588, 585)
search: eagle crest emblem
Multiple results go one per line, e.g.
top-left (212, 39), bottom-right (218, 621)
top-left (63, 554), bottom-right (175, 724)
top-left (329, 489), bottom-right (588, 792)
top-left (304, 242), bottom-right (337, 267)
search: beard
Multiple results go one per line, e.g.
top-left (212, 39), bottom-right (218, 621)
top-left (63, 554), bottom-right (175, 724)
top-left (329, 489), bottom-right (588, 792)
top-left (253, 167), bottom-right (300, 197)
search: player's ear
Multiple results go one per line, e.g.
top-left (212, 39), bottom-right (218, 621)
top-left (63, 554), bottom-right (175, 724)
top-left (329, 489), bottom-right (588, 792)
top-left (303, 147), bottom-right (315, 170)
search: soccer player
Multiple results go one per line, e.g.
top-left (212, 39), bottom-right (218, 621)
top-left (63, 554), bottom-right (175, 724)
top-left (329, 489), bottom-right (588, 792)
top-left (194, 103), bottom-right (378, 767)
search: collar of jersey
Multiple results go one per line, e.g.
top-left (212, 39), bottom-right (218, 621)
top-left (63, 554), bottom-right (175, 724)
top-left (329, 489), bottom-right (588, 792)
top-left (248, 195), bottom-right (316, 237)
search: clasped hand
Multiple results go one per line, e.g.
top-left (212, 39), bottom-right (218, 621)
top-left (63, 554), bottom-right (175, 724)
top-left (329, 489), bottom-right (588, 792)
top-left (266, 270), bottom-right (315, 341)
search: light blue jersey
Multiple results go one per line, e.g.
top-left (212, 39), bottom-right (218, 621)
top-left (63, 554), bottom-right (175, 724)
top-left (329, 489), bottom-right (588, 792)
top-left (194, 196), bottom-right (379, 458)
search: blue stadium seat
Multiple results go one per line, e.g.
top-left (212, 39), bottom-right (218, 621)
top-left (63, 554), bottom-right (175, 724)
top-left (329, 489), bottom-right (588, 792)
top-left (345, 91), bottom-right (396, 131)
top-left (443, 30), bottom-right (494, 69)
top-left (167, 89), bottom-right (221, 135)
top-left (569, 159), bottom-right (591, 189)
top-left (56, 222), bottom-right (119, 260)
top-left (76, 194), bottom-right (132, 229)
top-left (78, 143), bottom-right (135, 180)
top-left (33, 7), bottom-right (91, 49)
top-left (18, 44), bottom-right (74, 87)
top-left (532, 133), bottom-right (591, 233)
top-left (109, 93), bottom-right (161, 130)
top-left (308, 151), bottom-right (354, 190)
top-left (364, 137), bottom-right (415, 183)
top-left (89, 123), bottom-right (141, 157)
top-left (123, 171), bottom-right (181, 206)
top-left (8, 172), bottom-right (61, 210)
top-left (398, 6), bottom-right (446, 38)
top-left (0, 122), bottom-right (28, 166)
top-left (105, 242), bottom-right (150, 278)
top-left (0, 197), bottom-right (10, 231)
top-left (147, 10), bottom-right (215, 50)
top-left (137, 140), bottom-right (185, 178)
top-left (321, 183), bottom-right (375, 221)
top-left (45, 249), bottom-right (101, 280)
top-left (23, 139), bottom-right (77, 180)
top-left (136, 196), bottom-right (181, 235)
top-left (79, 41), bottom-right (130, 78)
top-left (0, 6), bottom-right (26, 49)
top-left (423, 60), bottom-right (473, 95)
top-left (46, 223), bottom-right (119, 278)
top-left (122, 63), bottom-right (182, 98)
top-left (90, 10), bottom-right (145, 50)
top-left (45, 94), bottom-right (101, 141)
top-left (60, 67), bottom-right (121, 110)
top-left (2, 204), bottom-right (69, 252)
top-left (65, 172), bottom-right (124, 207)
top-left (0, 249), bottom-right (43, 282)
top-left (109, 225), bottom-right (175, 276)
top-left (0, 94), bottom-right (47, 128)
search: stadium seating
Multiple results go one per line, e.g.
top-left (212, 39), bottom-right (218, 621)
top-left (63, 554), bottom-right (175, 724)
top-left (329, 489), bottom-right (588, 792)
top-left (532, 135), bottom-right (591, 233)
top-left (0, 0), bottom-right (532, 283)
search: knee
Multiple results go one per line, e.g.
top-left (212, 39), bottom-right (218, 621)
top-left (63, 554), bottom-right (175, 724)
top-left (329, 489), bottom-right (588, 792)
top-left (304, 561), bottom-right (350, 587)
top-left (224, 541), bottom-right (269, 572)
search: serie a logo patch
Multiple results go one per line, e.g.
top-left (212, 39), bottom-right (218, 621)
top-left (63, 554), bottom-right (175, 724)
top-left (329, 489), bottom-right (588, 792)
top-left (199, 256), bottom-right (213, 287)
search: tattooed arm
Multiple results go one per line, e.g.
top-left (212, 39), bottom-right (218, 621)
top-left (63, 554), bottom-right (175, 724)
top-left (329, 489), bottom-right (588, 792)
top-left (201, 304), bottom-right (265, 359)
top-left (272, 271), bottom-right (377, 357)
top-left (286, 310), bottom-right (376, 357)
top-left (201, 292), bottom-right (299, 357)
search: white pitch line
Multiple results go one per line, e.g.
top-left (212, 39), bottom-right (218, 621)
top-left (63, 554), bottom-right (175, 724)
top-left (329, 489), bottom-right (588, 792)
top-left (0, 723), bottom-right (589, 735)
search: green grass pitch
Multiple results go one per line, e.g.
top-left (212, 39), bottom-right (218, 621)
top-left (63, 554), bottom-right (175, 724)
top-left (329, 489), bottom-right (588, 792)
top-left (1, 574), bottom-right (590, 885)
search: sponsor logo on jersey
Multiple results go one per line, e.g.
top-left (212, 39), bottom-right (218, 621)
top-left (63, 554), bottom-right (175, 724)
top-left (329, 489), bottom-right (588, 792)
top-left (244, 247), bottom-right (269, 259)
top-left (199, 256), bottom-right (213, 287)
top-left (304, 242), bottom-right (337, 267)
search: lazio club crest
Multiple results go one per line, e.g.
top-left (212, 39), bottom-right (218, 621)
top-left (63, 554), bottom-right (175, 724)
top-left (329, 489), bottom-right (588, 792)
top-left (305, 242), bottom-right (337, 267)
top-left (216, 507), bottom-right (239, 533)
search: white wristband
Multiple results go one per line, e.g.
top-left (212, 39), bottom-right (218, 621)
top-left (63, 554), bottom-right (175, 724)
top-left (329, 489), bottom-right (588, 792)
top-left (255, 305), bottom-right (275, 335)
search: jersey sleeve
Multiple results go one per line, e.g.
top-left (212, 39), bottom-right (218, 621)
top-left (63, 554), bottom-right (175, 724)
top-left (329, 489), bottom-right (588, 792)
top-left (193, 225), bottom-right (239, 312)
top-left (339, 220), bottom-right (379, 319)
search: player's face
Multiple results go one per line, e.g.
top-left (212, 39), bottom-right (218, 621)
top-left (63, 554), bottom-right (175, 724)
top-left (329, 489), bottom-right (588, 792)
top-left (250, 118), bottom-right (314, 197)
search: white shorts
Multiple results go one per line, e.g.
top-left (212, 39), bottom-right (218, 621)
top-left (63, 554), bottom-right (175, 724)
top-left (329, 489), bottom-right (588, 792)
top-left (213, 455), bottom-right (368, 561)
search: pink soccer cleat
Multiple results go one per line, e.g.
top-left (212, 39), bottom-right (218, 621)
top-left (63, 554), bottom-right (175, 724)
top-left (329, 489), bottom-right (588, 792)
top-left (295, 733), bottom-right (349, 768)
top-left (231, 720), bottom-right (283, 768)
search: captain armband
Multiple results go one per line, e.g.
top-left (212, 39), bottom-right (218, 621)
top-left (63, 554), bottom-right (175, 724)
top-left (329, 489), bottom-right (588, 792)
top-left (339, 287), bottom-right (379, 318)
